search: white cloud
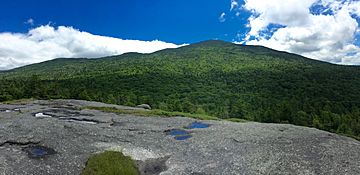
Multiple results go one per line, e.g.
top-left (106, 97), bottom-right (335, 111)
top-left (240, 0), bottom-right (360, 65)
top-left (219, 12), bottom-right (226, 22)
top-left (25, 18), bottom-right (34, 25)
top-left (230, 0), bottom-right (239, 11)
top-left (0, 25), bottom-right (186, 70)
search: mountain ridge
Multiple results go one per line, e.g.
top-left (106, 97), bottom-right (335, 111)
top-left (1, 40), bottom-right (342, 74)
top-left (0, 40), bottom-right (359, 139)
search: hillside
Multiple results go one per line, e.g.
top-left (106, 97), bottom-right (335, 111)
top-left (0, 40), bottom-right (360, 138)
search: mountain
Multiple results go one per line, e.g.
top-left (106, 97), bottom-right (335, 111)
top-left (0, 40), bottom-right (359, 139)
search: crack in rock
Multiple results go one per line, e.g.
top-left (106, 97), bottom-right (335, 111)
top-left (0, 140), bottom-right (40, 147)
top-left (110, 119), bottom-right (126, 127)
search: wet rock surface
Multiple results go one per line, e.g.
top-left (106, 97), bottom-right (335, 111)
top-left (23, 146), bottom-right (57, 159)
top-left (0, 99), bottom-right (359, 175)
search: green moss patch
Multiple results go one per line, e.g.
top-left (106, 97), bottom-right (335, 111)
top-left (82, 151), bottom-right (139, 175)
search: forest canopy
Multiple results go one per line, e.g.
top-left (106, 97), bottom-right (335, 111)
top-left (1, 40), bottom-right (359, 139)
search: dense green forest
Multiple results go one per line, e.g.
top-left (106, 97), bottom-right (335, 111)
top-left (1, 40), bottom-right (359, 139)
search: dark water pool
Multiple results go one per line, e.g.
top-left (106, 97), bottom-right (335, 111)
top-left (186, 122), bottom-right (210, 129)
top-left (0, 108), bottom-right (20, 113)
top-left (23, 146), bottom-right (56, 158)
top-left (174, 135), bottom-right (192, 140)
top-left (165, 129), bottom-right (192, 140)
top-left (166, 129), bottom-right (189, 136)
top-left (60, 117), bottom-right (98, 124)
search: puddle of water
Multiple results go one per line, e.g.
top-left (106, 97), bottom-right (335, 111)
top-left (165, 129), bottom-right (189, 136)
top-left (35, 113), bottom-right (52, 118)
top-left (60, 117), bottom-right (98, 124)
top-left (185, 122), bottom-right (210, 129)
top-left (38, 109), bottom-right (94, 118)
top-left (34, 111), bottom-right (99, 124)
top-left (165, 129), bottom-right (192, 140)
top-left (174, 135), bottom-right (192, 140)
top-left (65, 119), bottom-right (97, 124)
top-left (23, 146), bottom-right (57, 158)
top-left (1, 108), bottom-right (21, 113)
top-left (1, 109), bottom-right (13, 113)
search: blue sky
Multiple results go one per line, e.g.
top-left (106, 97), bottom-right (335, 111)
top-left (0, 0), bottom-right (360, 70)
top-left (0, 0), bottom-right (251, 44)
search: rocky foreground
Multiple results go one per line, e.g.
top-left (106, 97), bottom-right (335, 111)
top-left (0, 100), bottom-right (359, 175)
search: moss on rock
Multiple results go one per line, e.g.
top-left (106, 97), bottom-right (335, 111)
top-left (82, 151), bottom-right (138, 175)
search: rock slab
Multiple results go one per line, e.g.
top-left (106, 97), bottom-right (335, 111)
top-left (0, 99), bottom-right (359, 175)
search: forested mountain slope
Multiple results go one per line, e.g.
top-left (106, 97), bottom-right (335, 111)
top-left (1, 40), bottom-right (359, 138)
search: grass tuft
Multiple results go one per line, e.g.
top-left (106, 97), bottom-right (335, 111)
top-left (82, 151), bottom-right (138, 175)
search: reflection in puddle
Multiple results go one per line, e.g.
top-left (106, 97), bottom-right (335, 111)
top-left (62, 118), bottom-right (98, 125)
top-left (186, 122), bottom-right (210, 129)
top-left (165, 122), bottom-right (211, 141)
top-left (39, 109), bottom-right (94, 118)
top-left (34, 111), bottom-right (100, 124)
top-left (1, 108), bottom-right (21, 113)
top-left (165, 129), bottom-right (192, 140)
top-left (35, 113), bottom-right (52, 118)
top-left (166, 129), bottom-right (189, 136)
top-left (174, 135), bottom-right (192, 140)
top-left (23, 146), bottom-right (57, 158)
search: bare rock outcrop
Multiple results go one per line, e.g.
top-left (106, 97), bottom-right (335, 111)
top-left (0, 99), bottom-right (359, 175)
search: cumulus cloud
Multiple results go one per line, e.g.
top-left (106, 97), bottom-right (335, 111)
top-left (0, 25), bottom-right (186, 70)
top-left (238, 0), bottom-right (360, 65)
